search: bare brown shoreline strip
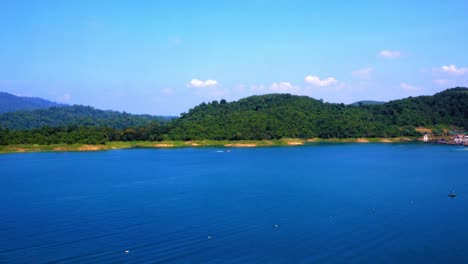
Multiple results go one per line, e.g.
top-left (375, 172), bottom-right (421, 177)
top-left (152, 144), bottom-right (175, 148)
top-left (224, 143), bottom-right (257, 147)
top-left (78, 145), bottom-right (102, 151)
top-left (286, 141), bottom-right (304, 145)
top-left (1, 138), bottom-right (422, 154)
top-left (356, 138), bottom-right (369, 143)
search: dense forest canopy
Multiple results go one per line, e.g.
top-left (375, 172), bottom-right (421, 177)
top-left (164, 88), bottom-right (467, 140)
top-left (364, 88), bottom-right (468, 129)
top-left (0, 88), bottom-right (467, 145)
top-left (350, 100), bottom-right (386, 106)
top-left (0, 105), bottom-right (172, 130)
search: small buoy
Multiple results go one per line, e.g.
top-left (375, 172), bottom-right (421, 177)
top-left (449, 192), bottom-right (457, 198)
top-left (125, 250), bottom-right (130, 254)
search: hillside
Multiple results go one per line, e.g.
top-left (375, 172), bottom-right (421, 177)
top-left (0, 105), bottom-right (170, 130)
top-left (163, 88), bottom-right (468, 140)
top-left (364, 88), bottom-right (468, 129)
top-left (165, 95), bottom-right (398, 140)
top-left (0, 92), bottom-right (65, 113)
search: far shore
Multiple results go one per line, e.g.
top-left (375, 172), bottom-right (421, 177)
top-left (0, 137), bottom-right (423, 154)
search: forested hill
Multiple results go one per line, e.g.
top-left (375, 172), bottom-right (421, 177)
top-left (0, 88), bottom-right (466, 143)
top-left (363, 88), bottom-right (468, 130)
top-left (0, 105), bottom-right (171, 130)
top-left (164, 88), bottom-right (468, 140)
top-left (0, 92), bottom-right (64, 113)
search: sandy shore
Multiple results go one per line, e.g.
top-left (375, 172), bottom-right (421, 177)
top-left (152, 143), bottom-right (175, 148)
top-left (224, 143), bottom-right (257, 147)
top-left (286, 141), bottom-right (304, 145)
top-left (0, 137), bottom-right (421, 154)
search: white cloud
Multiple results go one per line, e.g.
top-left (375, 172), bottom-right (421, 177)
top-left (269, 82), bottom-right (299, 93)
top-left (441, 64), bottom-right (468, 75)
top-left (379, 50), bottom-right (401, 58)
top-left (188, 78), bottom-right (218, 88)
top-left (400, 82), bottom-right (420, 91)
top-left (304, 75), bottom-right (338, 87)
top-left (162, 88), bottom-right (173, 94)
top-left (247, 82), bottom-right (299, 94)
top-left (352, 67), bottom-right (373, 78)
top-left (188, 79), bottom-right (229, 99)
top-left (56, 93), bottom-right (71, 103)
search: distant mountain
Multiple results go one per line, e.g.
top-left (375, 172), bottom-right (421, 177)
top-left (0, 105), bottom-right (172, 130)
top-left (350, 100), bottom-right (386, 106)
top-left (0, 92), bottom-right (65, 113)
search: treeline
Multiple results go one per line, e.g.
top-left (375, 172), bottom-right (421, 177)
top-left (0, 105), bottom-right (172, 130)
top-left (0, 88), bottom-right (467, 145)
top-left (0, 122), bottom-right (419, 146)
top-left (0, 122), bottom-right (167, 145)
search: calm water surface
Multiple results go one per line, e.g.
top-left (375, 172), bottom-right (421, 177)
top-left (1, 144), bottom-right (468, 263)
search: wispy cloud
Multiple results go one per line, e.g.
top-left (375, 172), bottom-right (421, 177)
top-left (352, 67), bottom-right (373, 79)
top-left (379, 50), bottom-right (401, 58)
top-left (304, 75), bottom-right (338, 87)
top-left (188, 79), bottom-right (218, 88)
top-left (247, 82), bottom-right (299, 94)
top-left (440, 64), bottom-right (468, 75)
top-left (400, 82), bottom-right (420, 91)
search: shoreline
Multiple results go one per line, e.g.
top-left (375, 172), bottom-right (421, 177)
top-left (0, 137), bottom-right (422, 154)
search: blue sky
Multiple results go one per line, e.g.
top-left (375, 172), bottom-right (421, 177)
top-left (1, 0), bottom-right (468, 115)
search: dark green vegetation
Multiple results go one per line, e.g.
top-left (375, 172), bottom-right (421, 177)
top-left (166, 88), bottom-right (467, 140)
top-left (0, 92), bottom-right (64, 113)
top-left (0, 88), bottom-right (467, 145)
top-left (0, 121), bottom-right (171, 145)
top-left (0, 105), bottom-right (171, 130)
top-left (364, 88), bottom-right (468, 130)
top-left (350, 100), bottom-right (386, 106)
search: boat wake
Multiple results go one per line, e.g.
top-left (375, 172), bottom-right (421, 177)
top-left (454, 148), bottom-right (468, 151)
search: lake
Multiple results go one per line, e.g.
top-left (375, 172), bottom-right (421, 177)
top-left (1, 144), bottom-right (468, 263)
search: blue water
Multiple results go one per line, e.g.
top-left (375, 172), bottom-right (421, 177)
top-left (1, 144), bottom-right (468, 263)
